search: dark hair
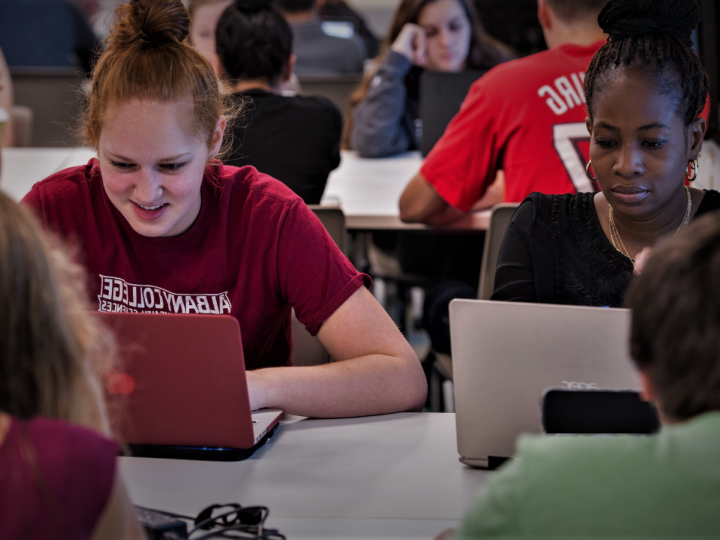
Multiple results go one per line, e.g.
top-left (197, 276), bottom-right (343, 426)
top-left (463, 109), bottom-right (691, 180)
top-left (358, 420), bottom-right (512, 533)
top-left (584, 0), bottom-right (710, 128)
top-left (545, 0), bottom-right (607, 23)
top-left (275, 0), bottom-right (315, 14)
top-left (625, 212), bottom-right (720, 421)
top-left (216, 0), bottom-right (292, 86)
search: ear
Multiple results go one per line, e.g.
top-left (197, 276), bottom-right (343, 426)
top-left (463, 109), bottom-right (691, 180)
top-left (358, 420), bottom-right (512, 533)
top-left (537, 0), bottom-right (552, 32)
top-left (638, 370), bottom-right (657, 404)
top-left (687, 116), bottom-right (706, 159)
top-left (283, 55), bottom-right (297, 83)
top-left (585, 116), bottom-right (593, 136)
top-left (209, 115), bottom-right (226, 158)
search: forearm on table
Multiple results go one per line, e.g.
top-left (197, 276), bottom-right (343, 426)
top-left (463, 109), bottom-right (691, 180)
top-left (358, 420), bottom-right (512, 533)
top-left (248, 352), bottom-right (426, 418)
top-left (400, 173), bottom-right (465, 225)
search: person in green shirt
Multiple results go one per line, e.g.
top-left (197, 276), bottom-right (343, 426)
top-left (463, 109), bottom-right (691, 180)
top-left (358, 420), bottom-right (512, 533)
top-left (452, 2), bottom-right (719, 534)
top-left (456, 209), bottom-right (720, 537)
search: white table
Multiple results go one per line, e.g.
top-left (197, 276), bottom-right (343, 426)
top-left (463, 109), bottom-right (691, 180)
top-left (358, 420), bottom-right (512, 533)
top-left (323, 151), bottom-right (490, 230)
top-left (0, 146), bottom-right (87, 201)
top-left (0, 147), bottom-right (490, 230)
top-left (121, 412), bottom-right (489, 540)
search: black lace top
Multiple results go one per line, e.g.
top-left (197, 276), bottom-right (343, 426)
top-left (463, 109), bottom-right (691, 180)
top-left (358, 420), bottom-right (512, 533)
top-left (492, 190), bottom-right (720, 307)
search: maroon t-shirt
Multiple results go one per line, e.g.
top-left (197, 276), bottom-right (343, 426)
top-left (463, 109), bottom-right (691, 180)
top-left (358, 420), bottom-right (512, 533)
top-left (0, 416), bottom-right (118, 540)
top-left (23, 160), bottom-right (369, 370)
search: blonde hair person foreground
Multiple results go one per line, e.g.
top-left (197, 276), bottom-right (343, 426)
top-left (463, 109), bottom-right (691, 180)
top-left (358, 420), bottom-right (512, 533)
top-left (0, 191), bottom-right (143, 539)
top-left (22, 0), bottom-right (427, 418)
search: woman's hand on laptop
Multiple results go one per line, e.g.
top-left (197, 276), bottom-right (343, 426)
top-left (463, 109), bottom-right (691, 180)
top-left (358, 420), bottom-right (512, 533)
top-left (245, 287), bottom-right (427, 417)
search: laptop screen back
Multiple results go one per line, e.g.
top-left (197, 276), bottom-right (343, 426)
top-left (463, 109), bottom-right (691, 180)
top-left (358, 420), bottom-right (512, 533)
top-left (419, 69), bottom-right (485, 157)
top-left (450, 300), bottom-right (641, 468)
top-left (96, 312), bottom-right (256, 449)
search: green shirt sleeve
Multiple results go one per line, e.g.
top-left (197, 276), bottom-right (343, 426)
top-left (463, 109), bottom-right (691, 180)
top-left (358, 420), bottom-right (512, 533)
top-left (454, 458), bottom-right (525, 538)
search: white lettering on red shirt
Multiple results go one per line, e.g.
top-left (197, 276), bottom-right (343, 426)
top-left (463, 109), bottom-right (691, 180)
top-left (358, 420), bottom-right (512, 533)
top-left (97, 275), bottom-right (232, 315)
top-left (538, 71), bottom-right (586, 116)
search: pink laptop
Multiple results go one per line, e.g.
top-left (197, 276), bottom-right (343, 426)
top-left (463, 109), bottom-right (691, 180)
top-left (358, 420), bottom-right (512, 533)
top-left (95, 312), bottom-right (283, 461)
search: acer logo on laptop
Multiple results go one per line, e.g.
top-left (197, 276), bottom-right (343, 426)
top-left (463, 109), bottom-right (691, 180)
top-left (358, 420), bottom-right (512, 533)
top-left (562, 381), bottom-right (599, 390)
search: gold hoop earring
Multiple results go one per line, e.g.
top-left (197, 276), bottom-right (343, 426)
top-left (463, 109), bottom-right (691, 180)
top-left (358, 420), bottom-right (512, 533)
top-left (686, 158), bottom-right (699, 182)
top-left (585, 161), bottom-right (596, 181)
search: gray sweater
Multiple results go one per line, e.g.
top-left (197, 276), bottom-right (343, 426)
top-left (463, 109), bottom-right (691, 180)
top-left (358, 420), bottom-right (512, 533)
top-left (351, 51), bottom-right (420, 158)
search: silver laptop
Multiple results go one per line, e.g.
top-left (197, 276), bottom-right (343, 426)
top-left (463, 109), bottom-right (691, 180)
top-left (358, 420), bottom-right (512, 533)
top-left (450, 299), bottom-right (641, 469)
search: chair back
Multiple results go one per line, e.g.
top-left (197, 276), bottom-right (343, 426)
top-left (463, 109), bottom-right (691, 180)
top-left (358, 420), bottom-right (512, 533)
top-left (297, 74), bottom-right (363, 119)
top-left (308, 205), bottom-right (348, 255)
top-left (11, 105), bottom-right (33, 147)
top-left (291, 205), bottom-right (348, 366)
top-left (478, 203), bottom-right (519, 300)
top-left (10, 67), bottom-right (84, 147)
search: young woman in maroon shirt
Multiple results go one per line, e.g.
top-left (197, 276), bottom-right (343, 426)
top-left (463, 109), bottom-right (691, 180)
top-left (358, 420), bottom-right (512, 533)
top-left (24, 0), bottom-right (427, 419)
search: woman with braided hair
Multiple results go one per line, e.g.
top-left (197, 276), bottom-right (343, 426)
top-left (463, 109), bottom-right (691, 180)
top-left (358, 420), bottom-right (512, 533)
top-left (492, 0), bottom-right (719, 307)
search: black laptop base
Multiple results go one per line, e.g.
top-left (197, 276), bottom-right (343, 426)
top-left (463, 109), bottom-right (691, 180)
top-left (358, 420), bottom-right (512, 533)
top-left (123, 424), bottom-right (279, 461)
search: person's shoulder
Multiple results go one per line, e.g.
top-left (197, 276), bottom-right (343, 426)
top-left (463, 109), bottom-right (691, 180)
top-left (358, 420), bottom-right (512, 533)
top-left (521, 191), bottom-right (579, 208)
top-left (475, 48), bottom-right (560, 84)
top-left (514, 192), bottom-right (591, 226)
top-left (515, 430), bottom-right (655, 481)
top-left (210, 163), bottom-right (304, 210)
top-left (471, 44), bottom-right (593, 95)
top-left (276, 93), bottom-right (342, 121)
top-left (22, 416), bottom-right (118, 462)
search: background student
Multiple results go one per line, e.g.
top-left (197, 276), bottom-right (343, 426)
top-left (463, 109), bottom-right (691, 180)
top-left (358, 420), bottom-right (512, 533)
top-left (275, 0), bottom-right (368, 75)
top-left (492, 0), bottom-right (719, 307)
top-left (350, 0), bottom-right (510, 159)
top-left (22, 0), bottom-right (427, 420)
top-left (0, 190), bottom-right (143, 539)
top-left (452, 209), bottom-right (720, 538)
top-left (188, 0), bottom-right (231, 64)
top-left (399, 0), bottom-right (607, 224)
top-left (216, 0), bottom-right (342, 204)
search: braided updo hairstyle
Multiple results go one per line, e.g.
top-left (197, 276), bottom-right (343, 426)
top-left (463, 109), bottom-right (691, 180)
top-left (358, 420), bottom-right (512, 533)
top-left (215, 0), bottom-right (293, 87)
top-left (584, 0), bottom-right (710, 128)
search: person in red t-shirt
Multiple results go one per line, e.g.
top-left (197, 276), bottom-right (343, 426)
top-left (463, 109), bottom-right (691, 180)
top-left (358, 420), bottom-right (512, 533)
top-left (23, 0), bottom-right (426, 419)
top-left (399, 0), bottom-right (608, 224)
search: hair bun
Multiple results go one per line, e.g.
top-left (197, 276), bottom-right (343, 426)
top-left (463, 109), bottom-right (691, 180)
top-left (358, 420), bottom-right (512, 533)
top-left (108, 0), bottom-right (190, 49)
top-left (598, 0), bottom-right (700, 48)
top-left (234, 0), bottom-right (273, 14)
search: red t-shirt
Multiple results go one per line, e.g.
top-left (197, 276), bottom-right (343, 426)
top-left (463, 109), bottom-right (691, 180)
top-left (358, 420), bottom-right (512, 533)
top-left (0, 416), bottom-right (118, 540)
top-left (421, 41), bottom-right (606, 211)
top-left (23, 160), bottom-right (369, 370)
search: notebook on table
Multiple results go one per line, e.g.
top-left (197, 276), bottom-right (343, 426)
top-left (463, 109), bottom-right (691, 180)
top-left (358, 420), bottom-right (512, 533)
top-left (450, 299), bottom-right (642, 469)
top-left (95, 312), bottom-right (283, 461)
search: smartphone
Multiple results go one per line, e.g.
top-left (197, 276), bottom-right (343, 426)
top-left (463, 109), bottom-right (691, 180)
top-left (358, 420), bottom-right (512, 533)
top-left (542, 389), bottom-right (660, 435)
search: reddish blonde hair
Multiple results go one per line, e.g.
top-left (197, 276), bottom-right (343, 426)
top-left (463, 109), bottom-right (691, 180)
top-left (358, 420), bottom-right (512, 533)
top-left (85, 0), bottom-right (226, 149)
